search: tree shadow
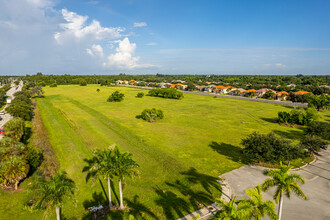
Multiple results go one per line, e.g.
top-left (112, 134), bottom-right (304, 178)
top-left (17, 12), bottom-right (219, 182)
top-left (125, 195), bottom-right (158, 219)
top-left (209, 142), bottom-right (244, 163)
top-left (180, 167), bottom-right (222, 194)
top-left (166, 180), bottom-right (214, 209)
top-left (21, 126), bottom-right (32, 144)
top-left (272, 129), bottom-right (304, 141)
top-left (154, 186), bottom-right (190, 219)
top-left (260, 117), bottom-right (278, 123)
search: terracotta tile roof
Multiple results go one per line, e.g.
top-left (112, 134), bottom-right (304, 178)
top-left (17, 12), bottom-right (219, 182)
top-left (276, 91), bottom-right (289, 96)
top-left (295, 91), bottom-right (309, 95)
top-left (242, 89), bottom-right (256, 93)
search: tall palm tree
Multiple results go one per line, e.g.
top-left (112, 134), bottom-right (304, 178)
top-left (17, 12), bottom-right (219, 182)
top-left (32, 170), bottom-right (76, 220)
top-left (262, 163), bottom-right (307, 220)
top-left (239, 185), bottom-right (278, 220)
top-left (112, 146), bottom-right (139, 209)
top-left (215, 196), bottom-right (250, 220)
top-left (83, 148), bottom-right (115, 208)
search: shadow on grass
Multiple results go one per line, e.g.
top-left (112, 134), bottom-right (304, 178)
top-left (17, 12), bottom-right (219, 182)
top-left (180, 167), bottom-right (222, 194)
top-left (154, 186), bottom-right (190, 219)
top-left (125, 195), bottom-right (158, 220)
top-left (272, 129), bottom-right (304, 141)
top-left (166, 180), bottom-right (214, 209)
top-left (209, 142), bottom-right (243, 163)
top-left (154, 168), bottom-right (223, 218)
top-left (260, 117), bottom-right (278, 123)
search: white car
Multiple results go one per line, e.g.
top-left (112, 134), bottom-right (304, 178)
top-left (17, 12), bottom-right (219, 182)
top-left (0, 111), bottom-right (5, 115)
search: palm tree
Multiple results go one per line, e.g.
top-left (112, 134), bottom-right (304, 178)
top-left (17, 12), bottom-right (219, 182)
top-left (239, 185), bottom-right (278, 220)
top-left (32, 170), bottom-right (76, 220)
top-left (262, 163), bottom-right (307, 220)
top-left (112, 146), bottom-right (139, 209)
top-left (215, 196), bottom-right (250, 220)
top-left (83, 148), bottom-right (115, 208)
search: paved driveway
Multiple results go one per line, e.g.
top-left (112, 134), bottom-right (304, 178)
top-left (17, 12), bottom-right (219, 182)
top-left (221, 148), bottom-right (330, 220)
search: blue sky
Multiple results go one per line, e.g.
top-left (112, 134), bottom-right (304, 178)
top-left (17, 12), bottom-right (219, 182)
top-left (0, 0), bottom-right (329, 75)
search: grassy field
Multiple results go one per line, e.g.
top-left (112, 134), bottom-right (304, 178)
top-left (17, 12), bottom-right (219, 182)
top-left (1, 85), bottom-right (328, 219)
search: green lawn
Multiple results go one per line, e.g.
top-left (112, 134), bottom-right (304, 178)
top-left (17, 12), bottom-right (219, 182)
top-left (1, 85), bottom-right (328, 219)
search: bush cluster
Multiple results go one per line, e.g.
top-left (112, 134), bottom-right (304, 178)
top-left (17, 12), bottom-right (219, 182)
top-left (49, 83), bottom-right (57, 87)
top-left (278, 108), bottom-right (318, 125)
top-left (140, 108), bottom-right (164, 122)
top-left (306, 121), bottom-right (330, 141)
top-left (242, 132), bottom-right (303, 163)
top-left (136, 92), bottom-right (144, 98)
top-left (107, 91), bottom-right (125, 102)
top-left (79, 80), bottom-right (87, 86)
top-left (148, 88), bottom-right (183, 99)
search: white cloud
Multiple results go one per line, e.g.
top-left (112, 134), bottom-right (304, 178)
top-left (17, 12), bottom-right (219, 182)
top-left (146, 42), bottom-right (157, 46)
top-left (86, 44), bottom-right (104, 58)
top-left (103, 37), bottom-right (154, 70)
top-left (133, 22), bottom-right (147, 27)
top-left (55, 9), bottom-right (124, 44)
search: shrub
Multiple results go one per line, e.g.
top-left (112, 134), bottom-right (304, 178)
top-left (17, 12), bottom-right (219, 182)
top-left (49, 83), bottom-right (57, 87)
top-left (136, 92), bottom-right (144, 98)
top-left (299, 135), bottom-right (327, 156)
top-left (6, 102), bottom-right (32, 121)
top-left (107, 91), bottom-right (125, 102)
top-left (242, 132), bottom-right (303, 163)
top-left (277, 108), bottom-right (318, 125)
top-left (139, 108), bottom-right (164, 122)
top-left (96, 88), bottom-right (100, 92)
top-left (148, 88), bottom-right (183, 99)
top-left (79, 80), bottom-right (87, 86)
top-left (306, 121), bottom-right (330, 141)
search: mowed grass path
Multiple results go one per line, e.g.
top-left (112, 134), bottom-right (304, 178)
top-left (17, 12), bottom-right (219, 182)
top-left (35, 85), bottom-right (311, 219)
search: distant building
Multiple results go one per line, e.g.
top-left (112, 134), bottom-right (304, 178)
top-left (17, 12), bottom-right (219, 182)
top-left (276, 91), bottom-right (289, 100)
top-left (6, 97), bottom-right (12, 104)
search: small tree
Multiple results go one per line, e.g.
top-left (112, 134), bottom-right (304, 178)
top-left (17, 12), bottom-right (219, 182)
top-left (139, 108), bottom-right (164, 122)
top-left (136, 92), bottom-right (144, 98)
top-left (299, 135), bottom-right (327, 156)
top-left (107, 91), bottom-right (125, 102)
top-left (79, 80), bottom-right (87, 86)
top-left (32, 170), bottom-right (76, 220)
top-left (306, 121), bottom-right (330, 141)
top-left (29, 86), bottom-right (44, 98)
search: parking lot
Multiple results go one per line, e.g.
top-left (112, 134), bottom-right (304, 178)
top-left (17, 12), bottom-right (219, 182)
top-left (221, 148), bottom-right (330, 220)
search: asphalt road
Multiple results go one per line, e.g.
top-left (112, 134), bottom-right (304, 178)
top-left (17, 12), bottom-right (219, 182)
top-left (0, 82), bottom-right (23, 139)
top-left (221, 148), bottom-right (330, 220)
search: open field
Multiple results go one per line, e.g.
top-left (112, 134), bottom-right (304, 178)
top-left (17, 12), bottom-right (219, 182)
top-left (1, 85), bottom-right (328, 219)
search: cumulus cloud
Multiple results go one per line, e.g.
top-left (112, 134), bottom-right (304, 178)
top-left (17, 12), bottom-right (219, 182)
top-left (86, 44), bottom-right (104, 58)
top-left (103, 37), bottom-right (154, 70)
top-left (0, 0), bottom-right (156, 74)
top-left (133, 22), bottom-right (147, 27)
top-left (55, 9), bottom-right (124, 44)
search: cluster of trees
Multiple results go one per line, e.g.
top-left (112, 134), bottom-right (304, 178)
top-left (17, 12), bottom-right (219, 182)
top-left (308, 95), bottom-right (330, 110)
top-left (148, 88), bottom-right (184, 99)
top-left (107, 91), bottom-right (125, 102)
top-left (262, 91), bottom-right (276, 99)
top-left (242, 132), bottom-right (303, 164)
top-left (216, 164), bottom-right (306, 220)
top-left (79, 79), bottom-right (87, 86)
top-left (0, 118), bottom-right (39, 190)
top-left (138, 108), bottom-right (164, 122)
top-left (306, 121), bottom-right (330, 141)
top-left (22, 73), bottom-right (329, 91)
top-left (242, 119), bottom-right (329, 164)
top-left (6, 91), bottom-right (33, 121)
top-left (27, 145), bottom-right (139, 220)
top-left (278, 108), bottom-right (318, 125)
